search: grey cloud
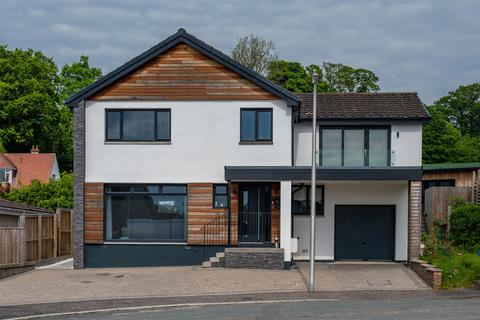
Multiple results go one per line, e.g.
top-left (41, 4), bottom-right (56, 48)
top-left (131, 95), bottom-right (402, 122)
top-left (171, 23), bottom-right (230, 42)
top-left (0, 0), bottom-right (479, 104)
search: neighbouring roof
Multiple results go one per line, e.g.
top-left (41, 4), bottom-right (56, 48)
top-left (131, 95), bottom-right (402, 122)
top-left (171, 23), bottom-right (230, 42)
top-left (0, 154), bottom-right (17, 170)
top-left (2, 153), bottom-right (56, 187)
top-left (0, 199), bottom-right (53, 214)
top-left (65, 28), bottom-right (301, 107)
top-left (297, 92), bottom-right (430, 121)
top-left (423, 162), bottom-right (480, 172)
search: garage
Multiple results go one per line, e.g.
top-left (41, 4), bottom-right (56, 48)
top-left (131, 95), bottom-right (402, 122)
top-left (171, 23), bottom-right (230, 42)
top-left (334, 205), bottom-right (395, 261)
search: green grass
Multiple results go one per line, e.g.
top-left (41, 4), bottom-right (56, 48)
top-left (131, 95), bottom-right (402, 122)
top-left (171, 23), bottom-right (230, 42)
top-left (428, 251), bottom-right (480, 289)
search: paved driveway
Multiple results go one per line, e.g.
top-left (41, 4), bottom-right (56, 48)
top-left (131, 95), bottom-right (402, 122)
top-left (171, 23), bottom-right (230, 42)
top-left (297, 262), bottom-right (429, 291)
top-left (0, 262), bottom-right (428, 306)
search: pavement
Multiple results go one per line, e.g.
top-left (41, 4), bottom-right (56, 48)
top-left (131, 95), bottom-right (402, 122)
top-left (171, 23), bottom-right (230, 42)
top-left (0, 261), bottom-right (429, 306)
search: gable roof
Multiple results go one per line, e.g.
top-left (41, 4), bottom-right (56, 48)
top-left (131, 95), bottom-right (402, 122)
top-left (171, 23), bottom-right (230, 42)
top-left (65, 28), bottom-right (300, 107)
top-left (2, 153), bottom-right (57, 187)
top-left (298, 92), bottom-right (430, 121)
top-left (0, 199), bottom-right (53, 215)
top-left (0, 154), bottom-right (17, 170)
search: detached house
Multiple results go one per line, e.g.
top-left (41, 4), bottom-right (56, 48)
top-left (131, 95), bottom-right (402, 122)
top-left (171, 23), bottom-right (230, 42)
top-left (66, 29), bottom-right (429, 269)
top-left (0, 147), bottom-right (60, 188)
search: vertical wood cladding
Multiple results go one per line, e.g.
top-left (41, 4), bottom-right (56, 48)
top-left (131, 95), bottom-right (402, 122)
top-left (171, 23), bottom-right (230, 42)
top-left (187, 183), bottom-right (227, 245)
top-left (422, 170), bottom-right (475, 187)
top-left (91, 44), bottom-right (277, 101)
top-left (270, 183), bottom-right (280, 245)
top-left (84, 183), bottom-right (104, 244)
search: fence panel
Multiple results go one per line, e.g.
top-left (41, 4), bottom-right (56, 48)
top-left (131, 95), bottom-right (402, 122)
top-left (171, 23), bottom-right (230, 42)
top-left (0, 228), bottom-right (25, 265)
top-left (25, 217), bottom-right (39, 262)
top-left (424, 186), bottom-right (472, 231)
top-left (58, 209), bottom-right (72, 257)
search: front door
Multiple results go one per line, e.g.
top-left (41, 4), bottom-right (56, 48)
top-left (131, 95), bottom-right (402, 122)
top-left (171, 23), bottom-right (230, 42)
top-left (238, 184), bottom-right (271, 244)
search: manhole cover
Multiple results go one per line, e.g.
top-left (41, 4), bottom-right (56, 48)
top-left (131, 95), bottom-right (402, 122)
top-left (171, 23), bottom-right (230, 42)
top-left (367, 279), bottom-right (391, 286)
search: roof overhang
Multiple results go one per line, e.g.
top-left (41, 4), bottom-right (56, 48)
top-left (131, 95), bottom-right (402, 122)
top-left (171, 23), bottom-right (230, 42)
top-left (225, 166), bottom-right (423, 181)
top-left (65, 28), bottom-right (300, 108)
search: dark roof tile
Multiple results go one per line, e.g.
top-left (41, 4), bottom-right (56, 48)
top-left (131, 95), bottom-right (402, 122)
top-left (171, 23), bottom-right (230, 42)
top-left (298, 92), bottom-right (430, 121)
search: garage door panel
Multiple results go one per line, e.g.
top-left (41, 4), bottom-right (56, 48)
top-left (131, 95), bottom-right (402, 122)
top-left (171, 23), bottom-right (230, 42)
top-left (335, 205), bottom-right (395, 261)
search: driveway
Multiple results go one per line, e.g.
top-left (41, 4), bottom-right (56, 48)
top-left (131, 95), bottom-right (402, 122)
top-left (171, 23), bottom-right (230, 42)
top-left (296, 261), bottom-right (430, 291)
top-left (0, 262), bottom-right (428, 306)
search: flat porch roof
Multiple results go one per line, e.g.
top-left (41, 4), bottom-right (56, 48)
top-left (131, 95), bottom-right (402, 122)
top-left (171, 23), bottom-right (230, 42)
top-left (225, 166), bottom-right (422, 181)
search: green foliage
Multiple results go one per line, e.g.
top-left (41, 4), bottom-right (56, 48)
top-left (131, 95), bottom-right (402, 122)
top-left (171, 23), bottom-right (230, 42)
top-left (322, 63), bottom-right (380, 93)
top-left (428, 250), bottom-right (480, 289)
top-left (449, 200), bottom-right (480, 250)
top-left (267, 60), bottom-right (380, 93)
top-left (58, 55), bottom-right (102, 104)
top-left (0, 45), bottom-right (59, 153)
top-left (433, 83), bottom-right (480, 137)
top-left (0, 47), bottom-right (102, 172)
top-left (0, 173), bottom-right (73, 210)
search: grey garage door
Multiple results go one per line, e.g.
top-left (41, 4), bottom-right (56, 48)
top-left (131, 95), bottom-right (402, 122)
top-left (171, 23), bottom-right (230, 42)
top-left (334, 205), bottom-right (395, 261)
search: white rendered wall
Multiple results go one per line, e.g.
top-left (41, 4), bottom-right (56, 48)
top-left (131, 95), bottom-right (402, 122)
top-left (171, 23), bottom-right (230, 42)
top-left (85, 100), bottom-right (292, 183)
top-left (280, 180), bottom-right (292, 262)
top-left (293, 122), bottom-right (422, 167)
top-left (292, 181), bottom-right (408, 261)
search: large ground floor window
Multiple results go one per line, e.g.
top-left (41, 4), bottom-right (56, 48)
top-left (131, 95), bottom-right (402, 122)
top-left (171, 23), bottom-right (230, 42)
top-left (105, 184), bottom-right (187, 242)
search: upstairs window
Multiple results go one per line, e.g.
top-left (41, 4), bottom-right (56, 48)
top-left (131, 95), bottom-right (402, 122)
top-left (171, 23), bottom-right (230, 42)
top-left (240, 109), bottom-right (272, 142)
top-left (320, 126), bottom-right (390, 167)
top-left (106, 109), bottom-right (171, 142)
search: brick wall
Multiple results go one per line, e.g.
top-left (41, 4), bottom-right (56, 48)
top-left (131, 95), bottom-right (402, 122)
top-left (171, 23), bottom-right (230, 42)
top-left (408, 180), bottom-right (422, 260)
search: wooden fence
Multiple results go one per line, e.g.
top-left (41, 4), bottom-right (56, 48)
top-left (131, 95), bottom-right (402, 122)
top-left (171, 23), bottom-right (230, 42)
top-left (424, 186), bottom-right (471, 232)
top-left (0, 208), bottom-right (72, 266)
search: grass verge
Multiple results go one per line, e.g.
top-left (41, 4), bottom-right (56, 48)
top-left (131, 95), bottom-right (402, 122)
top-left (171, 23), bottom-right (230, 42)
top-left (427, 250), bottom-right (480, 289)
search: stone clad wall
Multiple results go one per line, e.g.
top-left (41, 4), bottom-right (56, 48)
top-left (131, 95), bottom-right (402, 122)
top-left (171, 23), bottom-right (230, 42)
top-left (224, 248), bottom-right (284, 270)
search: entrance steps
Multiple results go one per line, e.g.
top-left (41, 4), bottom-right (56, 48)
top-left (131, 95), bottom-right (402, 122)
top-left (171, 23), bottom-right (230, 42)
top-left (202, 251), bottom-right (225, 268)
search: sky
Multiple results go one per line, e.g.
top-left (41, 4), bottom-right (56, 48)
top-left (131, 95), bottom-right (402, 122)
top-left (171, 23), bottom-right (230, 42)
top-left (0, 0), bottom-right (479, 104)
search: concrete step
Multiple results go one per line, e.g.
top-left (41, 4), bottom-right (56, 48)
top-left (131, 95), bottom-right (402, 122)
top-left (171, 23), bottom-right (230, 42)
top-left (201, 261), bottom-right (211, 268)
top-left (216, 252), bottom-right (225, 258)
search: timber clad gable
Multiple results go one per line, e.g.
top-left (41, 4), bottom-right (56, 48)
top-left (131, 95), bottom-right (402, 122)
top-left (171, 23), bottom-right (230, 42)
top-left (92, 44), bottom-right (277, 101)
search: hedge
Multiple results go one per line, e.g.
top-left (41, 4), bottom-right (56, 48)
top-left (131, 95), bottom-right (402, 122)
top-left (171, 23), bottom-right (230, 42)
top-left (0, 173), bottom-right (73, 210)
top-left (449, 200), bottom-right (480, 250)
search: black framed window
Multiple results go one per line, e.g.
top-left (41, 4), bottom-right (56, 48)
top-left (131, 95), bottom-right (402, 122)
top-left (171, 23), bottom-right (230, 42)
top-left (240, 109), bottom-right (272, 142)
top-left (106, 109), bottom-right (171, 142)
top-left (213, 184), bottom-right (228, 208)
top-left (104, 184), bottom-right (187, 242)
top-left (292, 185), bottom-right (324, 216)
top-left (320, 126), bottom-right (390, 167)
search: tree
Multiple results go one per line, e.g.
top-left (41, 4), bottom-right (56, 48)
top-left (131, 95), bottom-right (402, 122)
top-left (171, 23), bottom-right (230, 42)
top-left (232, 34), bottom-right (278, 75)
top-left (432, 83), bottom-right (480, 137)
top-left (55, 56), bottom-right (102, 172)
top-left (58, 55), bottom-right (102, 103)
top-left (422, 106), bottom-right (480, 164)
top-left (267, 60), bottom-right (379, 94)
top-left (0, 46), bottom-right (59, 153)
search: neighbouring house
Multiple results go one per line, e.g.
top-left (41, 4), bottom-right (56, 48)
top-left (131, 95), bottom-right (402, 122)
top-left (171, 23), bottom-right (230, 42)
top-left (421, 162), bottom-right (480, 231)
top-left (0, 147), bottom-right (60, 188)
top-left (66, 28), bottom-right (430, 269)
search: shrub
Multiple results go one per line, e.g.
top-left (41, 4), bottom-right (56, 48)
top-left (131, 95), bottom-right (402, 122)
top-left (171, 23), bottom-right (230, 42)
top-left (0, 173), bottom-right (73, 210)
top-left (449, 199), bottom-right (480, 250)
